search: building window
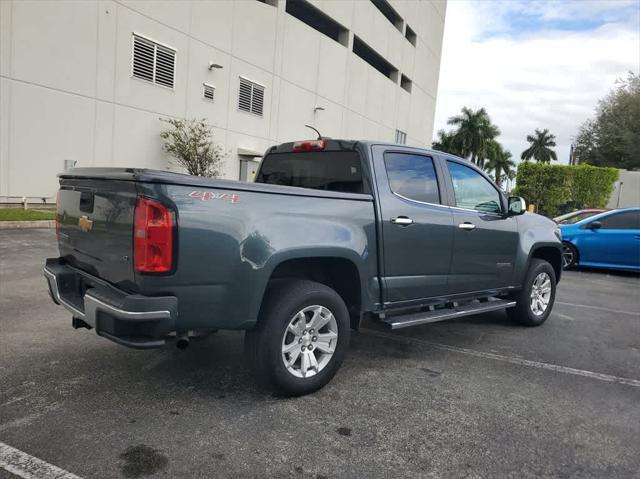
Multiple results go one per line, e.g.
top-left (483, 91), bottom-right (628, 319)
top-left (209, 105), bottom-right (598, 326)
top-left (285, 0), bottom-right (349, 46)
top-left (352, 36), bottom-right (399, 82)
top-left (395, 130), bottom-right (407, 144)
top-left (203, 83), bottom-right (215, 102)
top-left (400, 74), bottom-right (412, 93)
top-left (132, 34), bottom-right (176, 89)
top-left (405, 25), bottom-right (416, 46)
top-left (238, 77), bottom-right (265, 116)
top-left (370, 0), bottom-right (403, 32)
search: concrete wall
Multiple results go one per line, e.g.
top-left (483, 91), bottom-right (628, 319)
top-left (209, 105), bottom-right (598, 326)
top-left (0, 0), bottom-right (446, 201)
top-left (607, 169), bottom-right (640, 208)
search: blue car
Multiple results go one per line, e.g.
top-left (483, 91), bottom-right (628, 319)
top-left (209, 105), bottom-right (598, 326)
top-left (559, 207), bottom-right (640, 271)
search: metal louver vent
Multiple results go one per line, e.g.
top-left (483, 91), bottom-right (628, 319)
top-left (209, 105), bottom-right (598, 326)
top-left (203, 83), bottom-right (215, 101)
top-left (238, 77), bottom-right (265, 117)
top-left (132, 34), bottom-right (176, 89)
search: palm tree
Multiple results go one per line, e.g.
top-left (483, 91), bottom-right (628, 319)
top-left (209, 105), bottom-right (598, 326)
top-left (521, 129), bottom-right (558, 163)
top-left (431, 130), bottom-right (462, 156)
top-left (447, 107), bottom-right (500, 167)
top-left (485, 141), bottom-right (515, 189)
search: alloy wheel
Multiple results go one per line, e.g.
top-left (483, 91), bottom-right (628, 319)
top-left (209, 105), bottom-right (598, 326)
top-left (281, 305), bottom-right (338, 378)
top-left (530, 272), bottom-right (552, 316)
top-left (562, 245), bottom-right (574, 268)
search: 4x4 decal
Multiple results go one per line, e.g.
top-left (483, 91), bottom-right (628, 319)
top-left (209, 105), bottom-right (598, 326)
top-left (189, 191), bottom-right (240, 204)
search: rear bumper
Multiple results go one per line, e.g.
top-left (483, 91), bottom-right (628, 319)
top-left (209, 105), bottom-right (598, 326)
top-left (44, 258), bottom-right (177, 349)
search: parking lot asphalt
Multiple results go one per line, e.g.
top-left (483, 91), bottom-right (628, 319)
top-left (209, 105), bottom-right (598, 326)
top-left (1, 229), bottom-right (639, 478)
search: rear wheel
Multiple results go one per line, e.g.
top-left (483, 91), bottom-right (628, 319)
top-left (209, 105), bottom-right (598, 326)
top-left (562, 242), bottom-right (578, 269)
top-left (507, 258), bottom-right (556, 326)
top-left (244, 280), bottom-right (350, 396)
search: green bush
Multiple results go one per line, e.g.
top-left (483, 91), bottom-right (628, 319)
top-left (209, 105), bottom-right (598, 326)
top-left (513, 163), bottom-right (618, 217)
top-left (571, 164), bottom-right (619, 210)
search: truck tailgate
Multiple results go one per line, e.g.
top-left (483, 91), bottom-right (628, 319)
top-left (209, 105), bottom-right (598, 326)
top-left (57, 178), bottom-right (137, 290)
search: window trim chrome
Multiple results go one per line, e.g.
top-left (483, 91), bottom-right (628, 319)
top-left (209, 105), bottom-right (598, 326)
top-left (391, 191), bottom-right (449, 209)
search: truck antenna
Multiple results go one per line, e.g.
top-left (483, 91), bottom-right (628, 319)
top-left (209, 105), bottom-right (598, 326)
top-left (304, 124), bottom-right (322, 140)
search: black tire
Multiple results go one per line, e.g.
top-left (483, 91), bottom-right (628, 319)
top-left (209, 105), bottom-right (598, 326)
top-left (562, 242), bottom-right (578, 269)
top-left (507, 258), bottom-right (557, 326)
top-left (244, 279), bottom-right (350, 396)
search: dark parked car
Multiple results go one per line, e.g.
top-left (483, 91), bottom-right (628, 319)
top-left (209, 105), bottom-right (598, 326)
top-left (45, 139), bottom-right (562, 395)
top-left (554, 209), bottom-right (607, 224)
top-left (560, 208), bottom-right (640, 271)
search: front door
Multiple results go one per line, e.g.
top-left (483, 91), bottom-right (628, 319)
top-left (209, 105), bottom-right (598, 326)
top-left (444, 160), bottom-right (519, 293)
top-left (580, 210), bottom-right (640, 268)
top-left (372, 146), bottom-right (454, 306)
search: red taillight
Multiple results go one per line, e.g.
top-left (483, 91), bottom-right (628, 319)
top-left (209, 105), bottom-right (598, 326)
top-left (292, 139), bottom-right (325, 152)
top-left (55, 190), bottom-right (61, 240)
top-left (134, 197), bottom-right (174, 273)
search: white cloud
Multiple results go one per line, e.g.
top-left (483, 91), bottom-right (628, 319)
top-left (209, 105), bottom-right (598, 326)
top-left (433, 0), bottom-right (640, 164)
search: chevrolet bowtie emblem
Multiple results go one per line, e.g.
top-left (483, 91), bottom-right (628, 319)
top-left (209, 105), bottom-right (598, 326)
top-left (78, 215), bottom-right (93, 232)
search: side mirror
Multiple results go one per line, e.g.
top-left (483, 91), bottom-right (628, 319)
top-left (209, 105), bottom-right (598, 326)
top-left (508, 196), bottom-right (526, 216)
top-left (586, 221), bottom-right (602, 230)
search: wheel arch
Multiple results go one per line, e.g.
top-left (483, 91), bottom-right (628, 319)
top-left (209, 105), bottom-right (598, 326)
top-left (258, 254), bottom-right (365, 330)
top-left (530, 245), bottom-right (563, 282)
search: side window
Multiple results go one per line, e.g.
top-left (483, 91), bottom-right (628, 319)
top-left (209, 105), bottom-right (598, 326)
top-left (599, 211), bottom-right (640, 230)
top-left (383, 153), bottom-right (440, 204)
top-left (447, 161), bottom-right (502, 214)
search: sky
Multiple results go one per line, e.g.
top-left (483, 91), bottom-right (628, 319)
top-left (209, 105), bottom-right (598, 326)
top-left (432, 0), bottom-right (640, 165)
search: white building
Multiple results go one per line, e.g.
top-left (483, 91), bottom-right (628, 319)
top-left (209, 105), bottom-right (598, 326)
top-left (0, 0), bottom-right (446, 202)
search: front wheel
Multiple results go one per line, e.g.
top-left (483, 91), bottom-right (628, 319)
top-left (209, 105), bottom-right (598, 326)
top-left (244, 280), bottom-right (350, 396)
top-left (507, 258), bottom-right (557, 326)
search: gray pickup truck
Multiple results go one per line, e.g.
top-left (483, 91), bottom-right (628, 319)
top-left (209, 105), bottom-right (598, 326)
top-left (45, 139), bottom-right (562, 395)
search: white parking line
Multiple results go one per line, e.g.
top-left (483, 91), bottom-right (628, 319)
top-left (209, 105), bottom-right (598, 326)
top-left (556, 301), bottom-right (640, 316)
top-left (361, 329), bottom-right (640, 388)
top-left (0, 442), bottom-right (83, 479)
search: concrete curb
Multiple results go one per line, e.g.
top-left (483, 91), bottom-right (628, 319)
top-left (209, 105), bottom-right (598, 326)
top-left (0, 220), bottom-right (55, 229)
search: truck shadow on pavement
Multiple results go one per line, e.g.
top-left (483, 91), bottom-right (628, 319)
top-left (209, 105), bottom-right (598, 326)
top-left (125, 309), bottom-right (515, 400)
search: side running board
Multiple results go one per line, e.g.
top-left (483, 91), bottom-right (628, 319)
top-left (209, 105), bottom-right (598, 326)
top-left (382, 298), bottom-right (516, 330)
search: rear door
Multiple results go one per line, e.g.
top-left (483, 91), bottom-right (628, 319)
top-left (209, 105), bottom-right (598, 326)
top-left (371, 146), bottom-right (454, 305)
top-left (443, 159), bottom-right (519, 293)
top-left (579, 210), bottom-right (640, 268)
top-left (57, 178), bottom-right (137, 289)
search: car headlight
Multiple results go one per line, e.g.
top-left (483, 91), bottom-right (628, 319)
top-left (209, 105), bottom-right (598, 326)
top-left (554, 228), bottom-right (562, 240)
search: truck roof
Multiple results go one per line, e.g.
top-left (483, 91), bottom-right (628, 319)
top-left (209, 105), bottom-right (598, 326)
top-left (267, 138), bottom-right (456, 161)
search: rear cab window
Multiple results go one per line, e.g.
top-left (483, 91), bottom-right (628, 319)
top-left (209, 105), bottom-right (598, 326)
top-left (256, 151), bottom-right (367, 194)
top-left (383, 152), bottom-right (440, 204)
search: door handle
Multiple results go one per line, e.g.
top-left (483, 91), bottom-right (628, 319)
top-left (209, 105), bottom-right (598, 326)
top-left (391, 216), bottom-right (413, 226)
top-left (458, 222), bottom-right (476, 231)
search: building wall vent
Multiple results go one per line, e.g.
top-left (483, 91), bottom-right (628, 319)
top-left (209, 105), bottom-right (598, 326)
top-left (203, 83), bottom-right (215, 102)
top-left (238, 77), bottom-right (265, 116)
top-left (395, 129), bottom-right (407, 144)
top-left (132, 33), bottom-right (176, 89)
